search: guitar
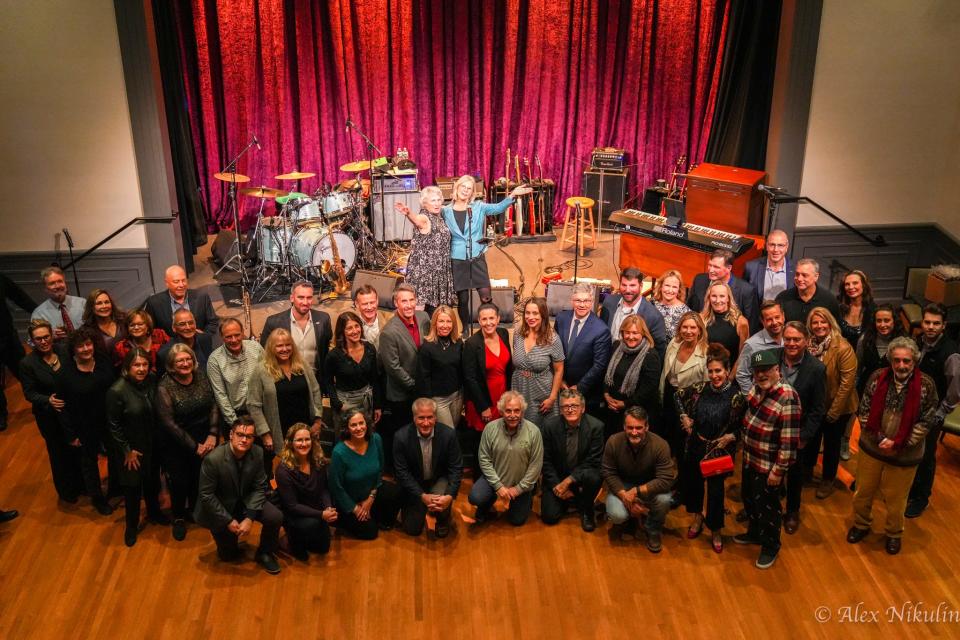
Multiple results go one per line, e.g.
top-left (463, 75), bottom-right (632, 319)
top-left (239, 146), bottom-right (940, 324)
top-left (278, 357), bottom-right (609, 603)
top-left (667, 154), bottom-right (687, 199)
top-left (535, 155), bottom-right (546, 231)
top-left (504, 148), bottom-right (514, 236)
top-left (321, 224), bottom-right (350, 297)
top-left (514, 155), bottom-right (523, 236)
top-left (524, 157), bottom-right (536, 234)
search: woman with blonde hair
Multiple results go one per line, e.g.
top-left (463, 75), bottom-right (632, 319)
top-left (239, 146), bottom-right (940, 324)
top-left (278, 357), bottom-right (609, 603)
top-left (247, 328), bottom-right (323, 475)
top-left (443, 174), bottom-right (531, 329)
top-left (701, 280), bottom-right (749, 365)
top-left (275, 423), bottom-right (337, 561)
top-left (600, 314), bottom-right (663, 441)
top-left (659, 311), bottom-right (710, 456)
top-left (416, 305), bottom-right (465, 427)
top-left (511, 297), bottom-right (564, 427)
top-left (395, 185), bottom-right (456, 316)
top-left (805, 306), bottom-right (858, 499)
top-left (652, 269), bottom-right (691, 339)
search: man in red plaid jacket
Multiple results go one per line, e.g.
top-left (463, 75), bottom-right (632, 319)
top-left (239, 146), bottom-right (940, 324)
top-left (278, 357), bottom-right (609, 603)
top-left (733, 349), bottom-right (800, 569)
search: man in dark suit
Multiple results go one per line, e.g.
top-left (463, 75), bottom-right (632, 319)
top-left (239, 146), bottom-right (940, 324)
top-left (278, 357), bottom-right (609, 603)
top-left (393, 398), bottom-right (463, 538)
top-left (378, 283), bottom-right (431, 468)
top-left (555, 283), bottom-right (611, 408)
top-left (775, 257), bottom-right (841, 323)
top-left (260, 280), bottom-right (332, 383)
top-left (194, 417), bottom-right (283, 574)
top-left (686, 249), bottom-right (761, 333)
top-left (541, 389), bottom-right (604, 531)
top-left (156, 309), bottom-right (215, 373)
top-left (599, 267), bottom-right (667, 358)
top-left (143, 265), bottom-right (218, 336)
top-left (743, 229), bottom-right (795, 302)
top-left (780, 321), bottom-right (826, 534)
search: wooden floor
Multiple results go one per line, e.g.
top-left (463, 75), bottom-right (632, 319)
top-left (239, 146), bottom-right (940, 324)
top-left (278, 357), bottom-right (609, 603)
top-left (2, 378), bottom-right (960, 640)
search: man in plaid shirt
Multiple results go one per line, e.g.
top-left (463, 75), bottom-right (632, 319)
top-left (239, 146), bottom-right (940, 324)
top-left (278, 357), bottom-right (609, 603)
top-left (734, 349), bottom-right (800, 569)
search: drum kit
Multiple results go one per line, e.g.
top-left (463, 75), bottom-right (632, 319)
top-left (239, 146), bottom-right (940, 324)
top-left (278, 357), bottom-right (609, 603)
top-left (214, 160), bottom-right (389, 301)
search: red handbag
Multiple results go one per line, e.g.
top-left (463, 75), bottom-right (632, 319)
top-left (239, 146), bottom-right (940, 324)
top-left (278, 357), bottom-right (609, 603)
top-left (699, 441), bottom-right (734, 477)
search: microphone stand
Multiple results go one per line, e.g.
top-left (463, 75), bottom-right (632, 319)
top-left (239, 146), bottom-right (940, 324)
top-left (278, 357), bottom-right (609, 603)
top-left (62, 229), bottom-right (81, 294)
top-left (466, 205), bottom-right (475, 335)
top-left (216, 137), bottom-right (259, 302)
top-left (347, 120), bottom-right (386, 242)
top-left (765, 190), bottom-right (886, 247)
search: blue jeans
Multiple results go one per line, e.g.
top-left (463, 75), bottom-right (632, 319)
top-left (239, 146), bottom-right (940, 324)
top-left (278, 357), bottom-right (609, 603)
top-left (604, 482), bottom-right (671, 534)
top-left (468, 476), bottom-right (534, 526)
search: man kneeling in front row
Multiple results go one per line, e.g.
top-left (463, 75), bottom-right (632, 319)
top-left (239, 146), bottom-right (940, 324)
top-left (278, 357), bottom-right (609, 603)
top-left (601, 406), bottom-right (676, 553)
top-left (194, 416), bottom-right (283, 574)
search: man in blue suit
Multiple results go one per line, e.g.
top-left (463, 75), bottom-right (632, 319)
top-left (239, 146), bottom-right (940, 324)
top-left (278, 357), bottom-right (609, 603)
top-left (555, 283), bottom-right (612, 409)
top-left (599, 267), bottom-right (668, 359)
top-left (743, 229), bottom-right (795, 302)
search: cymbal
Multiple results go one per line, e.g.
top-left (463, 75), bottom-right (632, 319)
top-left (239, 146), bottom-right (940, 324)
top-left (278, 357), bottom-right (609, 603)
top-left (214, 172), bottom-right (251, 183)
top-left (239, 186), bottom-right (288, 199)
top-left (275, 170), bottom-right (316, 181)
top-left (340, 160), bottom-right (371, 173)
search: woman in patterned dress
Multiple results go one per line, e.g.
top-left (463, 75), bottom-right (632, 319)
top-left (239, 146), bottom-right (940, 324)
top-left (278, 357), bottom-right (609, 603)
top-left (652, 269), bottom-right (691, 339)
top-left (511, 297), bottom-right (564, 428)
top-left (395, 186), bottom-right (456, 316)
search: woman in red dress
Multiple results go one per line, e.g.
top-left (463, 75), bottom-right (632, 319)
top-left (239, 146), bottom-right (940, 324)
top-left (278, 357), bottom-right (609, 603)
top-left (113, 309), bottom-right (170, 372)
top-left (462, 303), bottom-right (513, 468)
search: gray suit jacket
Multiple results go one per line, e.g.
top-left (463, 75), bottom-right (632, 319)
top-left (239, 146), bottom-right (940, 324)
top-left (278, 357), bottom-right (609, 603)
top-left (246, 362), bottom-right (323, 445)
top-left (378, 311), bottom-right (431, 402)
top-left (194, 443), bottom-right (268, 531)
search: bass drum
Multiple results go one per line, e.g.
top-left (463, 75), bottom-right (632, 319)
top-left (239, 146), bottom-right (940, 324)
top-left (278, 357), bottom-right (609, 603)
top-left (290, 226), bottom-right (357, 275)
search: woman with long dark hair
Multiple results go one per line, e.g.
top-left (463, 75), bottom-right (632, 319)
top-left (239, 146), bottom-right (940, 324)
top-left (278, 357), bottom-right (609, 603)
top-left (600, 314), bottom-right (662, 441)
top-left (676, 344), bottom-right (746, 553)
top-left (463, 303), bottom-right (513, 462)
top-left (323, 311), bottom-right (382, 438)
top-left (512, 297), bottom-right (565, 427)
top-left (837, 270), bottom-right (876, 349)
top-left (81, 288), bottom-right (127, 356)
top-left (107, 348), bottom-right (164, 546)
top-left (275, 423), bottom-right (338, 561)
top-left (20, 319), bottom-right (83, 502)
top-left (417, 305), bottom-right (464, 428)
top-left (156, 343), bottom-right (219, 541)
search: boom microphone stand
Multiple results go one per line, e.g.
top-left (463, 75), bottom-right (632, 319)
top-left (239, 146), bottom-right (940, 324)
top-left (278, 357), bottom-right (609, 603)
top-left (215, 136), bottom-right (259, 304)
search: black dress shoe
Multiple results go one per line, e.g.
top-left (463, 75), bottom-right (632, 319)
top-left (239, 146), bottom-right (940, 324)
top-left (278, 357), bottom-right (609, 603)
top-left (846, 526), bottom-right (869, 544)
top-left (904, 500), bottom-right (926, 519)
top-left (885, 536), bottom-right (902, 555)
top-left (0, 509), bottom-right (19, 523)
top-left (93, 500), bottom-right (114, 516)
top-left (580, 512), bottom-right (596, 533)
top-left (148, 511), bottom-right (171, 526)
top-left (783, 512), bottom-right (800, 535)
top-left (256, 551), bottom-right (282, 574)
top-left (0, 416), bottom-right (8, 432)
top-left (172, 519), bottom-right (187, 541)
top-left (124, 528), bottom-right (138, 547)
top-left (435, 521), bottom-right (450, 538)
top-left (60, 494), bottom-right (80, 504)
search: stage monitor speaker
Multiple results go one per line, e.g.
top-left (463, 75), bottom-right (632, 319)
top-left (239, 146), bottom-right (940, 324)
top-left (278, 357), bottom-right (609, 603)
top-left (212, 230), bottom-right (255, 265)
top-left (582, 169), bottom-right (628, 226)
top-left (545, 281), bottom-right (599, 317)
top-left (351, 269), bottom-right (403, 310)
top-left (468, 287), bottom-right (516, 324)
top-left (370, 191), bottom-right (418, 241)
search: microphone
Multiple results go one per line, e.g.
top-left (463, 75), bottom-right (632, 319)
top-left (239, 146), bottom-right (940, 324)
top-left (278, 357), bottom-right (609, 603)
top-left (252, 135), bottom-right (261, 150)
top-left (62, 228), bottom-right (74, 248)
top-left (757, 184), bottom-right (785, 197)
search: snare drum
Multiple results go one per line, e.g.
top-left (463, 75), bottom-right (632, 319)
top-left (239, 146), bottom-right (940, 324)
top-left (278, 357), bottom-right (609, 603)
top-left (290, 226), bottom-right (357, 275)
top-left (322, 191), bottom-right (354, 220)
top-left (258, 217), bottom-right (294, 264)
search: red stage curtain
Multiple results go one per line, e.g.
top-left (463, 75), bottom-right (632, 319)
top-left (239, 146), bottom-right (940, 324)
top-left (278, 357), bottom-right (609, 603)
top-left (171, 0), bottom-right (730, 229)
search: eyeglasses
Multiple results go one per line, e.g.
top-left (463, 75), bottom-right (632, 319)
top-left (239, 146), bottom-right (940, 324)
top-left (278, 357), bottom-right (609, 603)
top-left (232, 432), bottom-right (255, 440)
top-left (560, 404), bottom-right (583, 412)
top-left (32, 335), bottom-right (53, 342)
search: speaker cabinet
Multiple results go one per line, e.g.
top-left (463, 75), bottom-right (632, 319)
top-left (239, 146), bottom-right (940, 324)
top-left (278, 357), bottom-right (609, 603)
top-left (467, 287), bottom-right (516, 324)
top-left (582, 169), bottom-right (628, 226)
top-left (545, 281), bottom-right (599, 317)
top-left (369, 191), bottom-right (418, 241)
top-left (351, 269), bottom-right (403, 310)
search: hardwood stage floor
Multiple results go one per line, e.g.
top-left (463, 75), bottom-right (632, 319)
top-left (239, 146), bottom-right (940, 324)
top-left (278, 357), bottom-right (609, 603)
top-left (2, 381), bottom-right (960, 639)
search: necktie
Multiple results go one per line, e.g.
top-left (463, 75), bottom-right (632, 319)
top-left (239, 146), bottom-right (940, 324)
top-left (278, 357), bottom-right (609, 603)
top-left (568, 319), bottom-right (582, 352)
top-left (59, 303), bottom-right (75, 333)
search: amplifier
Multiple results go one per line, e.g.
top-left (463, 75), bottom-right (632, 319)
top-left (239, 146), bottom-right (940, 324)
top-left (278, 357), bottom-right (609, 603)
top-left (590, 147), bottom-right (626, 171)
top-left (374, 173), bottom-right (419, 194)
top-left (582, 169), bottom-right (628, 226)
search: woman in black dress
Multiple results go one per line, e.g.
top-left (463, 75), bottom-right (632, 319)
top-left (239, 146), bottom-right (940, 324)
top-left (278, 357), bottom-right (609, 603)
top-left (417, 305), bottom-right (464, 428)
top-left (676, 344), bottom-right (746, 554)
top-left (56, 326), bottom-right (118, 515)
top-left (156, 343), bottom-right (219, 541)
top-left (323, 311), bottom-right (382, 438)
top-left (247, 328), bottom-right (323, 475)
top-left (107, 348), bottom-right (164, 546)
top-left (855, 303), bottom-right (905, 395)
top-left (395, 186), bottom-right (456, 316)
top-left (81, 288), bottom-right (126, 356)
top-left (600, 314), bottom-right (662, 441)
top-left (20, 319), bottom-right (83, 502)
top-left (837, 269), bottom-right (876, 348)
top-left (700, 281), bottom-right (749, 368)
top-left (275, 423), bottom-right (338, 561)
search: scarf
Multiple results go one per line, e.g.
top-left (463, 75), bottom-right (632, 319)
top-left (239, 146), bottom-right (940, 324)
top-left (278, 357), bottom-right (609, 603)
top-left (863, 367), bottom-right (922, 448)
top-left (807, 333), bottom-right (831, 360)
top-left (605, 338), bottom-right (650, 396)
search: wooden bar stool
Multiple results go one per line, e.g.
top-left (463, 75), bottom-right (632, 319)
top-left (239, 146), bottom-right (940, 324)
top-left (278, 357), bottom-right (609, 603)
top-left (557, 196), bottom-right (598, 256)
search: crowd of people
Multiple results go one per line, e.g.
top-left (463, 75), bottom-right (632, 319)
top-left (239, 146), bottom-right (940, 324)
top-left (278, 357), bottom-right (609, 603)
top-left (0, 215), bottom-right (957, 574)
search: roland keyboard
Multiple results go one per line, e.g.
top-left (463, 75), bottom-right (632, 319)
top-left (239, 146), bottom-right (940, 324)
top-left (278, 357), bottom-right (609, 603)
top-left (608, 208), bottom-right (755, 255)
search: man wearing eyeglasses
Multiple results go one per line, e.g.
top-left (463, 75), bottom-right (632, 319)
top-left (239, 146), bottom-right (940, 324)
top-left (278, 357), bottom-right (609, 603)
top-left (157, 309), bottom-right (215, 373)
top-left (540, 389), bottom-right (604, 531)
top-left (554, 283), bottom-right (611, 410)
top-left (743, 229), bottom-right (795, 302)
top-left (195, 416), bottom-right (283, 574)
